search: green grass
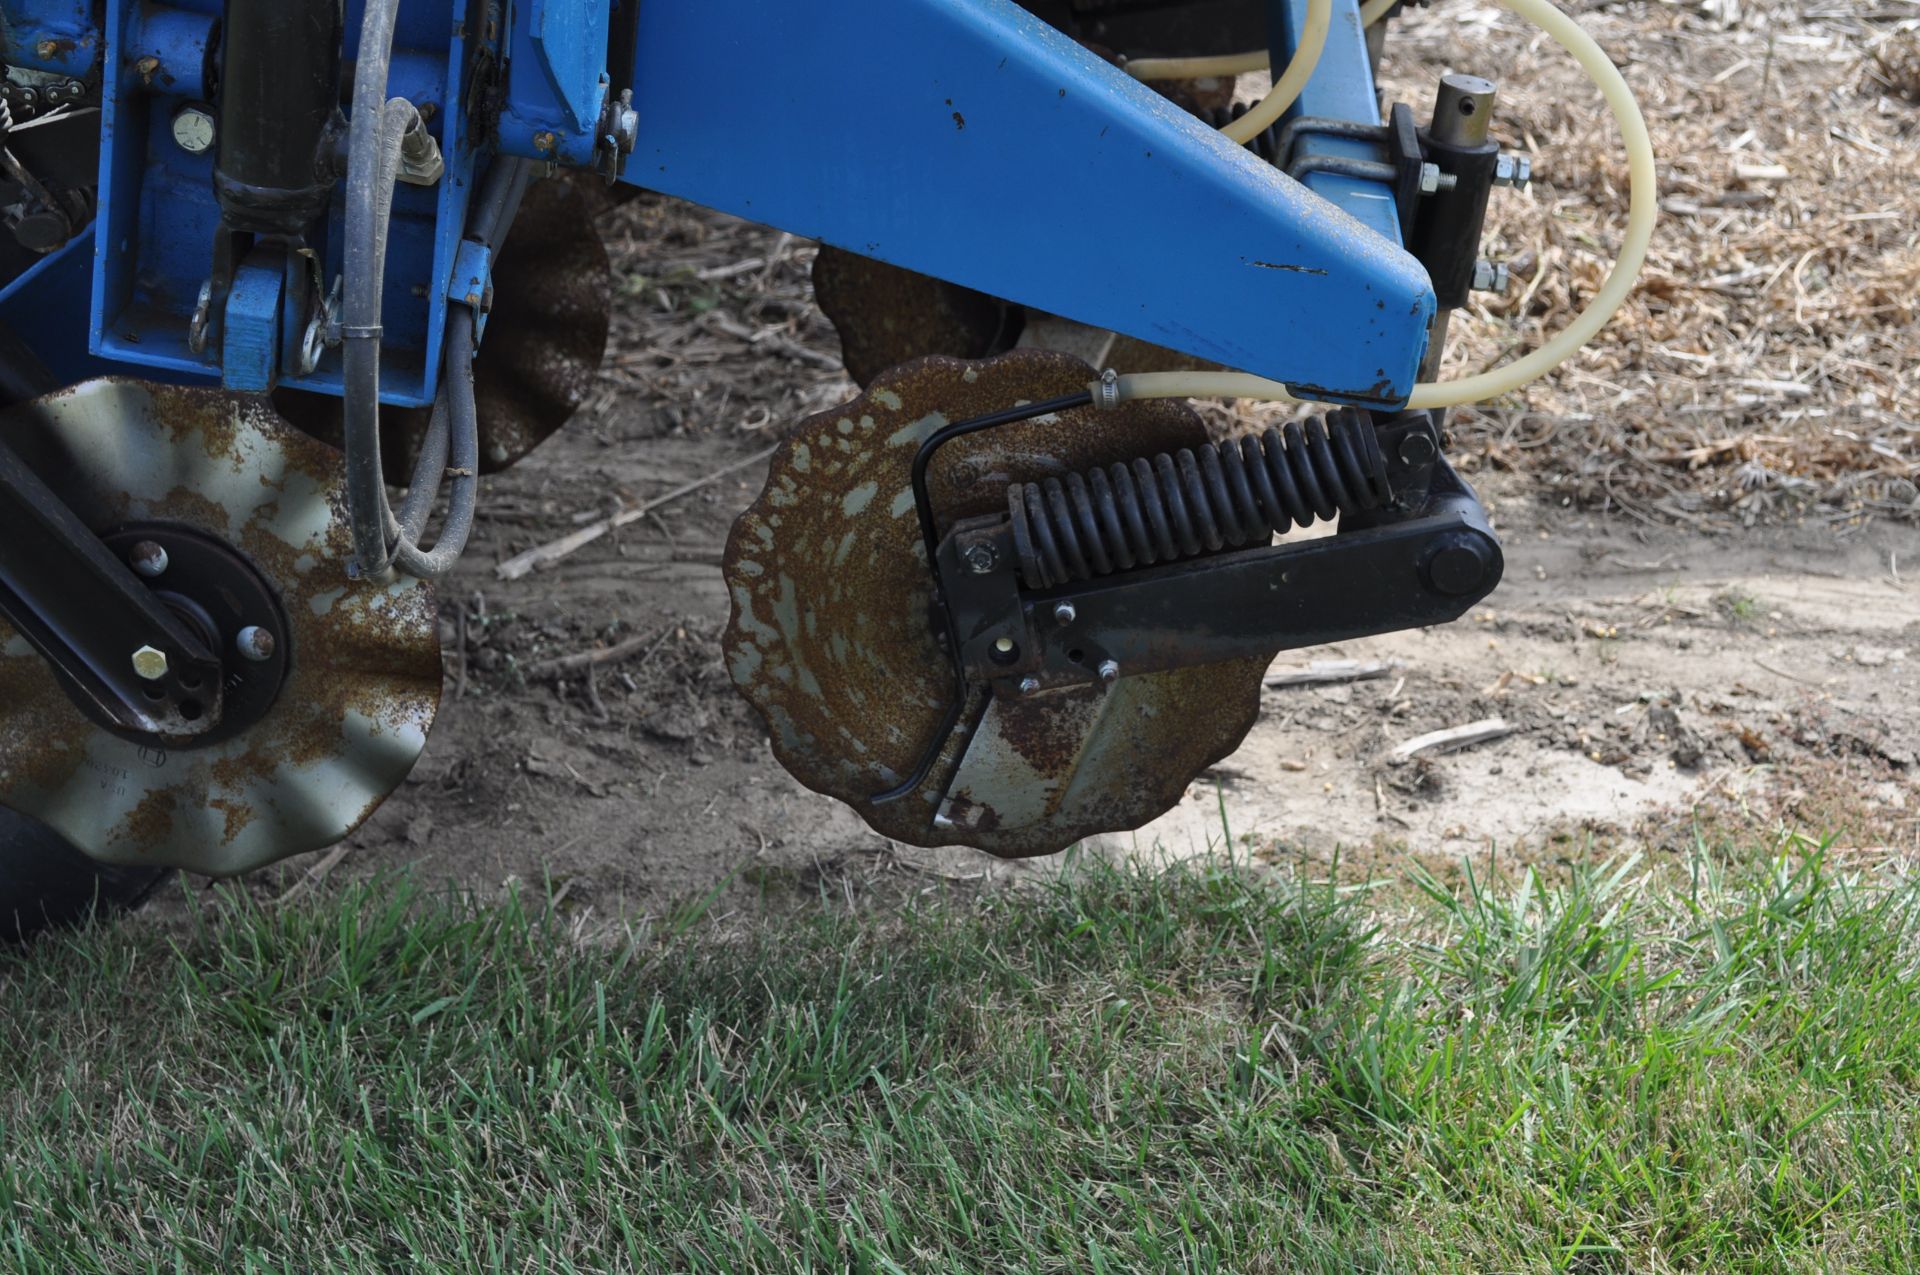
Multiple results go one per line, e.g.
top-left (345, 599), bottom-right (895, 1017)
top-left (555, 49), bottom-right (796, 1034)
top-left (4, 840), bottom-right (1919, 1273)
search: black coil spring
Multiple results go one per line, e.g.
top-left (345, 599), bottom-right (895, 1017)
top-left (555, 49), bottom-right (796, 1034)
top-left (1007, 409), bottom-right (1391, 589)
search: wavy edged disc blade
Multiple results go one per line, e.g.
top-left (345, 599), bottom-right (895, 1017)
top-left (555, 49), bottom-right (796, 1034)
top-left (722, 350), bottom-right (1269, 858)
top-left (0, 380), bottom-right (442, 876)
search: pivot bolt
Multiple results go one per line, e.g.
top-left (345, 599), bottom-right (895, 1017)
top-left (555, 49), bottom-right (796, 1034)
top-left (1396, 432), bottom-right (1437, 468)
top-left (132, 646), bottom-right (169, 681)
top-left (1019, 676), bottom-right (1042, 696)
top-left (963, 541), bottom-right (998, 574)
top-left (129, 541), bottom-right (169, 578)
top-left (1472, 260), bottom-right (1510, 294)
top-left (1418, 162), bottom-right (1458, 196)
top-left (170, 105), bottom-right (216, 155)
top-left (1052, 602), bottom-right (1076, 625)
top-left (234, 626), bottom-right (276, 663)
top-left (1426, 536), bottom-right (1494, 597)
top-left (1492, 154), bottom-right (1532, 189)
top-left (1097, 659), bottom-right (1121, 685)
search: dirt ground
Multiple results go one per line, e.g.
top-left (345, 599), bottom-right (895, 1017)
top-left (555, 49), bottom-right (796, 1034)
top-left (243, 2), bottom-right (1920, 914)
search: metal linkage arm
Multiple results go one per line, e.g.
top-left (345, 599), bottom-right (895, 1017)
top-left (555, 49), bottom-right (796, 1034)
top-left (0, 436), bottom-right (223, 734)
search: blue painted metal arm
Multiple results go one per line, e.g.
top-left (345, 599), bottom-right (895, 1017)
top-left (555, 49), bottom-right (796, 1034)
top-left (619, 0), bottom-right (1434, 404)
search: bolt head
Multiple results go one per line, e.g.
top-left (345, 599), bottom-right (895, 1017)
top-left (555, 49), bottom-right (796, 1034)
top-left (129, 541), bottom-right (169, 578)
top-left (170, 106), bottom-right (215, 155)
top-left (132, 645), bottom-right (169, 681)
top-left (1426, 537), bottom-right (1493, 597)
top-left (235, 626), bottom-right (276, 662)
top-left (1019, 676), bottom-right (1042, 696)
top-left (1396, 432), bottom-right (1437, 468)
top-left (1052, 602), bottom-right (1077, 625)
top-left (963, 541), bottom-right (998, 574)
top-left (1097, 659), bottom-right (1121, 685)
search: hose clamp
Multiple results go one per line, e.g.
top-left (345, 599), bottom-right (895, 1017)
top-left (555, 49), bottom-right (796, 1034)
top-left (1096, 367), bottom-right (1120, 410)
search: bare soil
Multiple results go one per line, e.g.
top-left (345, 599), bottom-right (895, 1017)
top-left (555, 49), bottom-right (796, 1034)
top-left (217, 210), bottom-right (1916, 919)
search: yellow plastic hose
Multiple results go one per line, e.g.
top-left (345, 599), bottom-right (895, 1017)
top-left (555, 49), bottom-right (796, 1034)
top-left (1221, 0), bottom-right (1332, 145)
top-left (1104, 0), bottom-right (1656, 412)
top-left (1359, 0), bottom-right (1399, 26)
top-left (1124, 49), bottom-right (1272, 81)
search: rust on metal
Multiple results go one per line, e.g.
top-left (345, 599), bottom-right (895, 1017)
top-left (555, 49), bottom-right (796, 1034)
top-left (812, 247), bottom-right (1022, 388)
top-left (277, 177), bottom-right (613, 475)
top-left (0, 380), bottom-right (442, 876)
top-left (721, 349), bottom-right (1269, 857)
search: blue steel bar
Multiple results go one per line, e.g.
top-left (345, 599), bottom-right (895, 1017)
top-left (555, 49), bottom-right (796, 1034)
top-left (621, 0), bottom-right (1434, 405)
top-left (1268, 0), bottom-right (1404, 246)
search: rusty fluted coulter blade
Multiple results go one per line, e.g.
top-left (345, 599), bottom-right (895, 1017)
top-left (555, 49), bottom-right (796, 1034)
top-left (720, 350), bottom-right (1273, 858)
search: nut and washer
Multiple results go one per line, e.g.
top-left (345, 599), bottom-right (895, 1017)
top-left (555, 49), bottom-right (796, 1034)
top-left (1019, 676), bottom-right (1042, 696)
top-left (1097, 659), bottom-right (1121, 685)
top-left (1471, 260), bottom-right (1510, 294)
top-left (235, 626), bottom-right (276, 663)
top-left (1052, 602), bottom-right (1077, 625)
top-left (129, 541), bottom-right (169, 578)
top-left (963, 541), bottom-right (998, 574)
top-left (1492, 154), bottom-right (1532, 189)
top-left (131, 646), bottom-right (169, 681)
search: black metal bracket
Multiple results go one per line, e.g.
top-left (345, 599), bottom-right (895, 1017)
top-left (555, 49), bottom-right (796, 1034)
top-left (1015, 467), bottom-right (1497, 687)
top-left (878, 399), bottom-right (1501, 807)
top-left (932, 419), bottom-right (1500, 697)
top-left (0, 435), bottom-right (229, 737)
top-left (1273, 104), bottom-right (1428, 243)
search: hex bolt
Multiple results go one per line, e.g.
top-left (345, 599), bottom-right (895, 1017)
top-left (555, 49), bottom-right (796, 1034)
top-left (1019, 676), bottom-right (1042, 696)
top-left (1053, 602), bottom-right (1077, 625)
top-left (1397, 432), bottom-right (1437, 468)
top-left (1471, 260), bottom-right (1510, 294)
top-left (170, 105), bottom-right (216, 155)
top-left (1418, 162), bottom-right (1458, 196)
top-left (131, 645), bottom-right (169, 681)
top-left (129, 541), bottom-right (169, 578)
top-left (235, 626), bottom-right (276, 663)
top-left (1097, 659), bottom-right (1121, 685)
top-left (1492, 154), bottom-right (1532, 189)
top-left (963, 541), bottom-right (998, 574)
